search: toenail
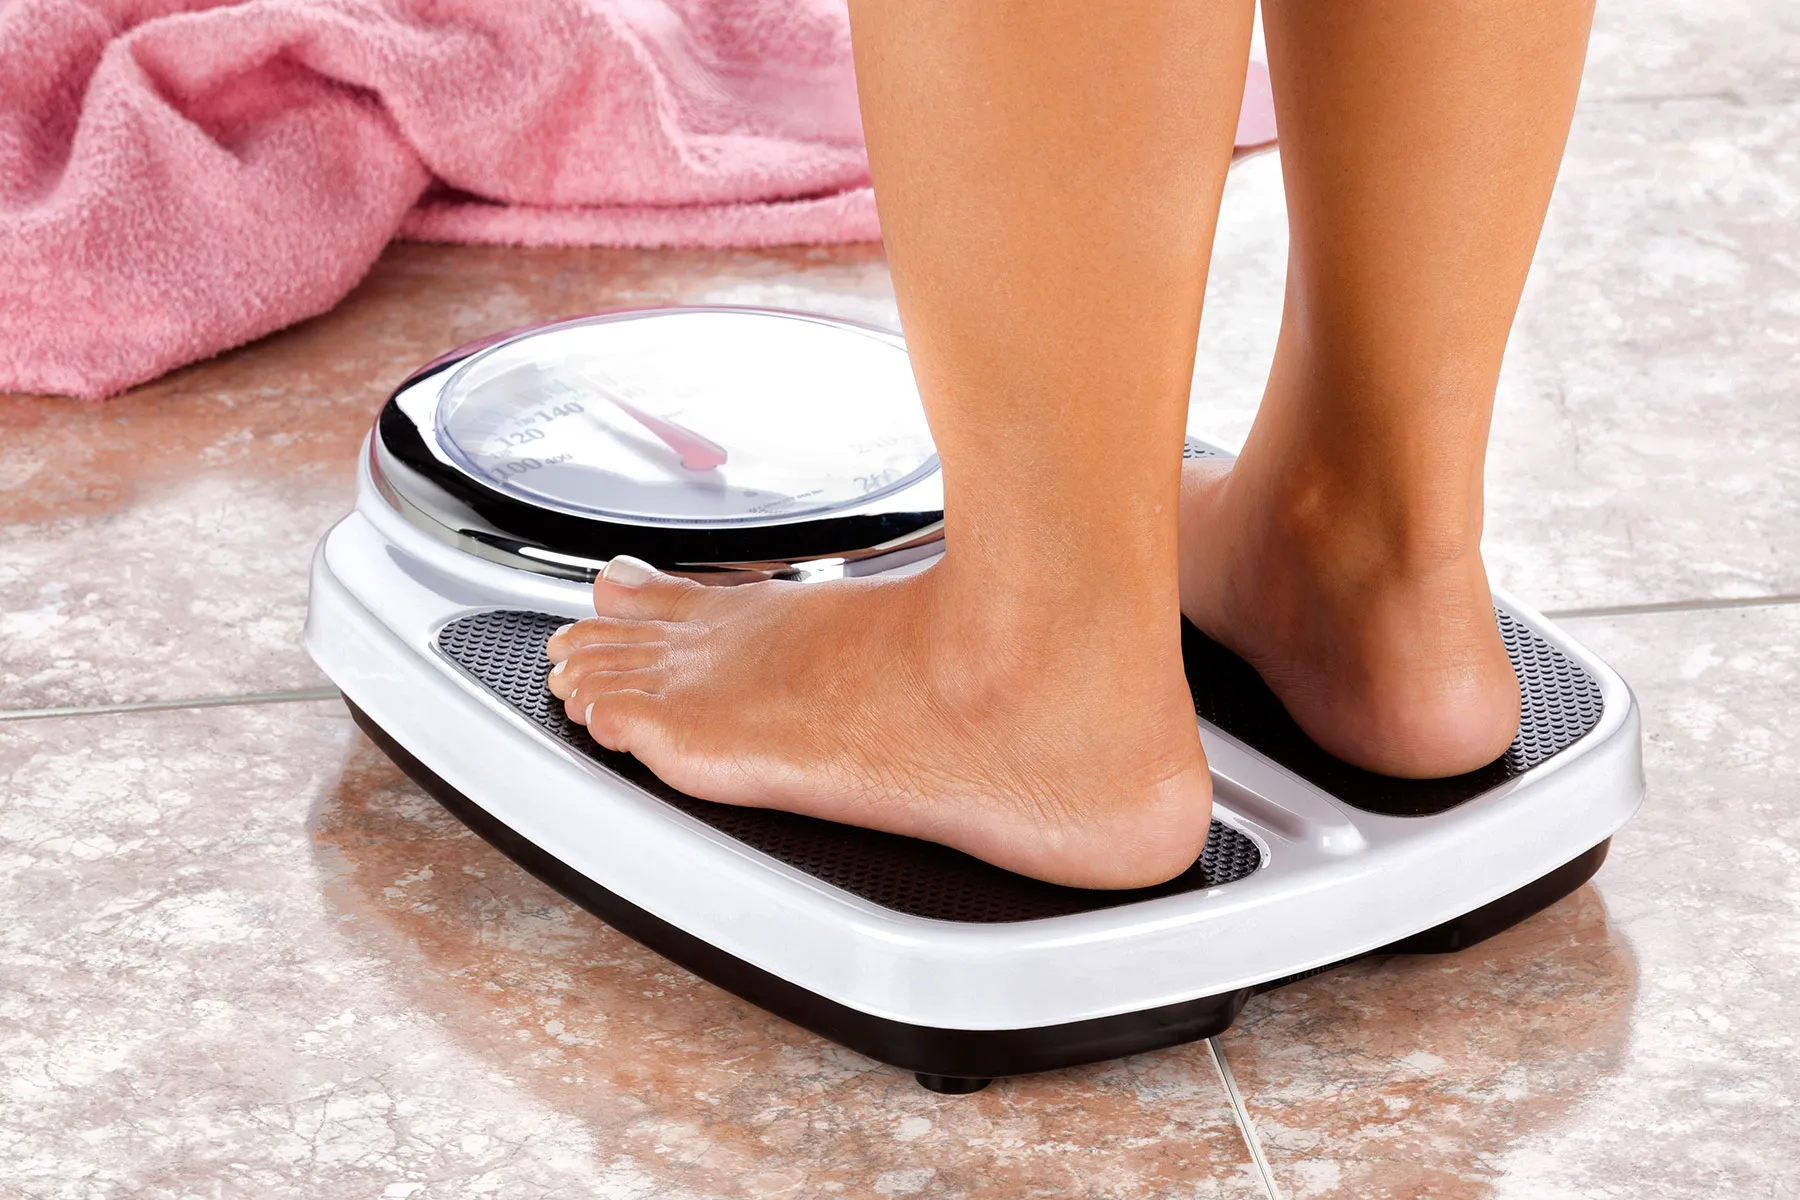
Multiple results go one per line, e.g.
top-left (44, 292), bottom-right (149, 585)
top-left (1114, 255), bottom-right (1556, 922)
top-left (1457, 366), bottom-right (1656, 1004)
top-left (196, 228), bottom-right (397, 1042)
top-left (550, 660), bottom-right (565, 677)
top-left (601, 555), bottom-right (657, 587)
top-left (554, 623), bottom-right (573, 637)
top-left (583, 702), bottom-right (595, 725)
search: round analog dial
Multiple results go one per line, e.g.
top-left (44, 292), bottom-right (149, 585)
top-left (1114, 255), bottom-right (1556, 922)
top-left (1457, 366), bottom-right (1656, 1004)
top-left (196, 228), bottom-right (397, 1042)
top-left (435, 311), bottom-right (938, 527)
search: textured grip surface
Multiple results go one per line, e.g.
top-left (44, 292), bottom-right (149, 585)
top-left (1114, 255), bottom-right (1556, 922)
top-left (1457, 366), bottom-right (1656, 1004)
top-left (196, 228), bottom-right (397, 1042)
top-left (436, 609), bottom-right (1263, 923)
top-left (433, 592), bottom-right (1602, 917)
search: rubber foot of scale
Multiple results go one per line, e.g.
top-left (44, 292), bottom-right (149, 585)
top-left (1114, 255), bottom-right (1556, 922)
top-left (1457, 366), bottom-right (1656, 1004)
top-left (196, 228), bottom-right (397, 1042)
top-left (914, 1073), bottom-right (992, 1095)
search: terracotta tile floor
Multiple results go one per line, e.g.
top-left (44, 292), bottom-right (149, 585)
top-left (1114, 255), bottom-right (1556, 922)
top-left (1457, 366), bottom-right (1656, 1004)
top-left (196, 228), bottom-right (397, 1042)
top-left (4, 4), bottom-right (1797, 1196)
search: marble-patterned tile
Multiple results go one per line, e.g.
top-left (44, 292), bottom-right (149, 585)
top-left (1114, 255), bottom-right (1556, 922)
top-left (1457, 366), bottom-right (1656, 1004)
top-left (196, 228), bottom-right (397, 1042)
top-left (0, 244), bottom-right (895, 713)
top-left (17, 72), bottom-right (1789, 714)
top-left (0, 701), bottom-right (1265, 1199)
top-left (1191, 75), bottom-right (1800, 614)
top-left (1216, 603), bottom-right (1800, 1199)
top-left (1485, 96), bottom-right (1800, 612)
top-left (1583, 0), bottom-right (1800, 106)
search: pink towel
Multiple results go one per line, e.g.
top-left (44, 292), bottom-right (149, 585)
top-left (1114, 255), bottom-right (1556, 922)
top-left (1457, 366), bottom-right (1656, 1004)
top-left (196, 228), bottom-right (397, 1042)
top-left (0, 1), bottom-right (1277, 400)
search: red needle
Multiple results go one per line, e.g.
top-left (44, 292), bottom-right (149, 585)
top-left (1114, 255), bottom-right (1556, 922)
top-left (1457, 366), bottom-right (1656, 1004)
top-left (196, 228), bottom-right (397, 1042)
top-left (602, 394), bottom-right (728, 472)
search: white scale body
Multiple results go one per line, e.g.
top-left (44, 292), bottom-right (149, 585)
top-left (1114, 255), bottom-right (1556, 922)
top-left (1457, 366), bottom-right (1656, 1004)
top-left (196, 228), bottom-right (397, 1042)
top-left (305, 308), bottom-right (1644, 1091)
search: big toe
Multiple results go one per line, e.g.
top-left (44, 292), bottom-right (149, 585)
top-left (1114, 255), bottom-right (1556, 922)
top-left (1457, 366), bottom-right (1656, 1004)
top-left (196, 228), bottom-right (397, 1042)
top-left (591, 555), bottom-right (701, 621)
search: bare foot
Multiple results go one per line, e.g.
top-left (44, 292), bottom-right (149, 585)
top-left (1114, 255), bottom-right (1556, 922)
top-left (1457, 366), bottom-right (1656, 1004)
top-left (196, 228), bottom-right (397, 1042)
top-left (545, 556), bottom-right (1214, 888)
top-left (1179, 453), bottom-right (1521, 778)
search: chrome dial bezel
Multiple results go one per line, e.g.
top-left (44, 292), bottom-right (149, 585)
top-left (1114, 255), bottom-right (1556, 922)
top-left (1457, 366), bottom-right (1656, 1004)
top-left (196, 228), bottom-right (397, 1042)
top-left (370, 307), bottom-right (946, 583)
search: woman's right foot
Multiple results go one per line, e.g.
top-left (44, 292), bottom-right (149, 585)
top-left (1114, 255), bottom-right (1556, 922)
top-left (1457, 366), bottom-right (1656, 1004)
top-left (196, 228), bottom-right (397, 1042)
top-left (546, 556), bottom-right (1215, 889)
top-left (1178, 448), bottom-right (1522, 779)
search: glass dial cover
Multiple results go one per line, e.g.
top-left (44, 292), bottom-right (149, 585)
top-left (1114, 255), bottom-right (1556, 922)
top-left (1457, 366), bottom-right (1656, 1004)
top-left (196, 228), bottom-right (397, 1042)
top-left (434, 311), bottom-right (938, 528)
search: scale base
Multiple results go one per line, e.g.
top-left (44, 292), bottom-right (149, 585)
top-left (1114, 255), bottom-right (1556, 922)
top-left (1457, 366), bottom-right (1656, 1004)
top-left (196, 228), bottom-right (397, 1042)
top-left (315, 349), bottom-right (1642, 1093)
top-left (346, 699), bottom-right (1610, 1092)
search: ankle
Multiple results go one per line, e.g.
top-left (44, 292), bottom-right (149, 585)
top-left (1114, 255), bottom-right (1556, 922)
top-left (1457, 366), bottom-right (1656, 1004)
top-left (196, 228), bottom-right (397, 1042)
top-left (1276, 473), bottom-right (1481, 583)
top-left (1220, 426), bottom-right (1483, 586)
top-left (898, 560), bottom-right (1197, 750)
top-left (924, 544), bottom-right (1184, 664)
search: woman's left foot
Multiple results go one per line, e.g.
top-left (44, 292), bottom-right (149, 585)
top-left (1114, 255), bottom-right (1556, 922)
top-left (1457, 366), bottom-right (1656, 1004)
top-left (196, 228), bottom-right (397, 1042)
top-left (1178, 451), bottom-right (1522, 778)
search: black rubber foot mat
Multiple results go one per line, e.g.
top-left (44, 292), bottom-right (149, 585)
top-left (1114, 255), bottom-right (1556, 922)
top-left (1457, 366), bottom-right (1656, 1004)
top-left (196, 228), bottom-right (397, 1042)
top-left (436, 609), bottom-right (1262, 923)
top-left (433, 597), bottom-right (1603, 919)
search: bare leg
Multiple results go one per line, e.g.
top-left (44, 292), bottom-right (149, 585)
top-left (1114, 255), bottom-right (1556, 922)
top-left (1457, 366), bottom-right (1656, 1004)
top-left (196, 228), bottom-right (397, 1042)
top-left (546, 0), bottom-right (1252, 887)
top-left (1181, 0), bottom-right (1595, 776)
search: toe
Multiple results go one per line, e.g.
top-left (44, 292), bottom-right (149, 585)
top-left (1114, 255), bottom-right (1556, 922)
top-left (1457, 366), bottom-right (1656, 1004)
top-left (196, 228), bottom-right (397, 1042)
top-left (590, 555), bottom-right (703, 621)
top-left (567, 671), bottom-right (664, 752)
top-left (547, 615), bottom-right (668, 664)
top-left (583, 691), bottom-right (659, 753)
top-left (566, 667), bottom-right (664, 728)
top-left (548, 640), bottom-right (667, 700)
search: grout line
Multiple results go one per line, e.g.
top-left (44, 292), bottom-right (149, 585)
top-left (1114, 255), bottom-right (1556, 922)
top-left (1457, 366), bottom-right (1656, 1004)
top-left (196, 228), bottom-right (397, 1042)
top-left (0, 687), bottom-right (341, 723)
top-left (1542, 592), bottom-right (1800, 621)
top-left (6, 588), bottom-right (1791, 721)
top-left (1209, 1037), bottom-right (1284, 1200)
top-left (1585, 88), bottom-right (1749, 107)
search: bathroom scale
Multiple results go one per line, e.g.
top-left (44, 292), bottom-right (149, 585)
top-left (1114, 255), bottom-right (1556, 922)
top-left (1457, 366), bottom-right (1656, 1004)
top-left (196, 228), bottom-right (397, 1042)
top-left (305, 307), bottom-right (1645, 1093)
